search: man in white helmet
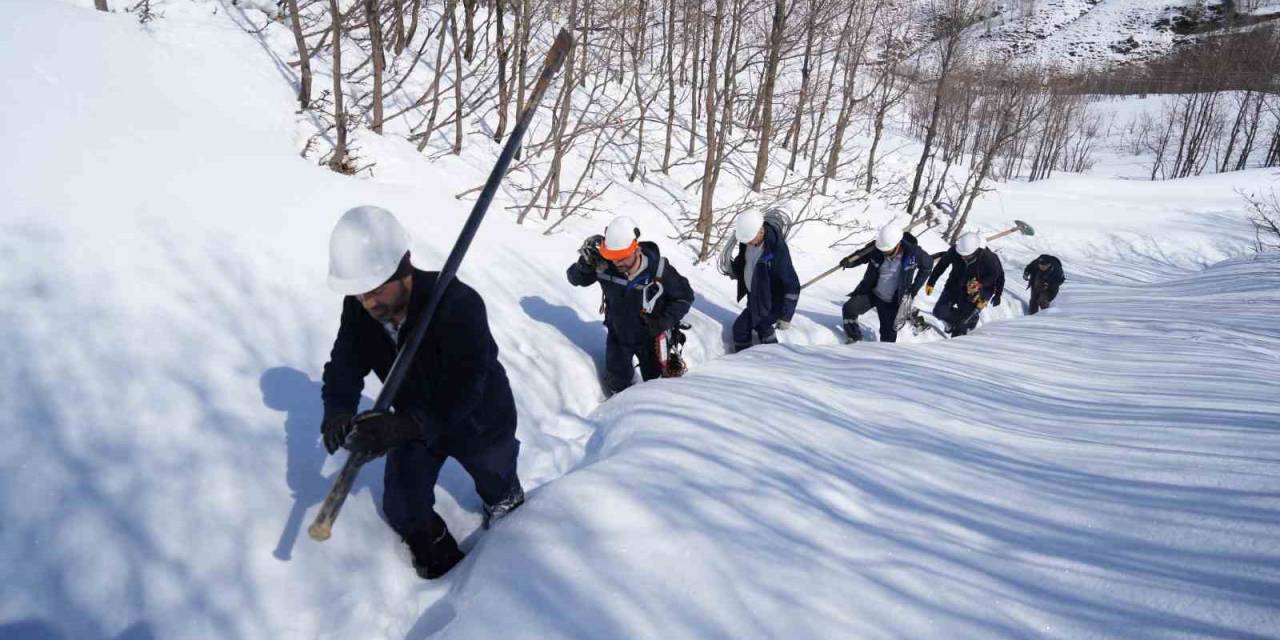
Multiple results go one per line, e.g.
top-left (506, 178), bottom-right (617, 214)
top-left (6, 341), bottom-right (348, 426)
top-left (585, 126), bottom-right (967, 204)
top-left (568, 216), bottom-right (695, 394)
top-left (838, 222), bottom-right (933, 343)
top-left (925, 231), bottom-right (1006, 337)
top-left (320, 206), bottom-right (524, 580)
top-left (725, 209), bottom-right (801, 352)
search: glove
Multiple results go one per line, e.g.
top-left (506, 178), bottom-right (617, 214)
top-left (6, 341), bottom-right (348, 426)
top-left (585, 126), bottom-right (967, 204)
top-left (926, 285), bottom-right (934, 296)
top-left (344, 410), bottom-right (422, 458)
top-left (775, 319), bottom-right (790, 331)
top-left (321, 412), bottom-right (355, 455)
top-left (975, 297), bottom-right (989, 310)
top-left (578, 235), bottom-right (604, 270)
top-left (993, 294), bottom-right (1002, 307)
top-left (840, 254), bottom-right (858, 268)
top-left (643, 313), bottom-right (670, 337)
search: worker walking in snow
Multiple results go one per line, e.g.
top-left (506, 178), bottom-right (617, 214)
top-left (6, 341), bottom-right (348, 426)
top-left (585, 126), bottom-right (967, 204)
top-left (1024, 254), bottom-right (1064, 314)
top-left (724, 208), bottom-right (801, 352)
top-left (839, 223), bottom-right (933, 343)
top-left (568, 215), bottom-right (695, 394)
top-left (926, 232), bottom-right (1005, 337)
top-left (319, 206), bottom-right (524, 580)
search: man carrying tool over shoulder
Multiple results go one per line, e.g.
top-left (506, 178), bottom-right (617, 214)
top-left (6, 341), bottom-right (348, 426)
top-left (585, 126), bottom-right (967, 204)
top-left (320, 206), bottom-right (524, 580)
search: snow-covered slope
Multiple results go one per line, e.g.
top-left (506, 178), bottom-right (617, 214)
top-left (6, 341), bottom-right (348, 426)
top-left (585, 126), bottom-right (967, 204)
top-left (439, 252), bottom-right (1280, 639)
top-left (1, 2), bottom-right (1277, 639)
top-left (965, 0), bottom-right (1279, 68)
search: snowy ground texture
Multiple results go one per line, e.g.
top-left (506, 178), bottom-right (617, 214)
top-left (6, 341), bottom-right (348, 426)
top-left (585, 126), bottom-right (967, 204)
top-left (2, 1), bottom-right (1279, 639)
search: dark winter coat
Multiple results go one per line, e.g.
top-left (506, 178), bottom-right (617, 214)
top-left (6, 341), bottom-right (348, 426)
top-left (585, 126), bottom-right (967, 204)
top-left (1024, 255), bottom-right (1064, 293)
top-left (730, 221), bottom-right (801, 322)
top-left (321, 270), bottom-right (516, 453)
top-left (844, 231), bottom-right (934, 303)
top-left (928, 246), bottom-right (1006, 305)
top-left (566, 241), bottom-right (695, 347)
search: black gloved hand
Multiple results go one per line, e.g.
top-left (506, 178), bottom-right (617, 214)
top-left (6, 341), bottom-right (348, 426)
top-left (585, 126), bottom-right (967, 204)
top-left (840, 253), bottom-right (858, 268)
top-left (578, 234), bottom-right (604, 270)
top-left (344, 410), bottom-right (422, 458)
top-left (321, 413), bottom-right (355, 455)
top-left (993, 294), bottom-right (1002, 307)
top-left (643, 313), bottom-right (669, 337)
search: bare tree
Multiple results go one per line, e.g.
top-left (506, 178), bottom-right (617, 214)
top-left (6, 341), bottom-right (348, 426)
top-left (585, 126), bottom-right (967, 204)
top-left (365, 0), bottom-right (386, 134)
top-left (285, 0), bottom-right (313, 109)
top-left (1243, 188), bottom-right (1280, 252)
top-left (784, 0), bottom-right (825, 174)
top-left (661, 0), bottom-right (677, 173)
top-left (751, 0), bottom-right (787, 191)
top-left (905, 0), bottom-right (975, 215)
top-left (696, 0), bottom-right (726, 259)
top-left (327, 0), bottom-right (349, 172)
top-left (494, 0), bottom-right (510, 141)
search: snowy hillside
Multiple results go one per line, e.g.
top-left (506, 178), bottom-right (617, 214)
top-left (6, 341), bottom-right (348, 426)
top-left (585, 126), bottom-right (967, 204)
top-left (1, 1), bottom-right (1278, 639)
top-left (965, 0), bottom-right (1280, 68)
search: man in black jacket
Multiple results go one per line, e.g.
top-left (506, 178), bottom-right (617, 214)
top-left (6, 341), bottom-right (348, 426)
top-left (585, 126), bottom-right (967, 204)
top-left (1024, 254), bottom-right (1064, 314)
top-left (319, 206), bottom-right (524, 580)
top-left (727, 209), bottom-right (801, 352)
top-left (568, 216), bottom-right (695, 394)
top-left (840, 223), bottom-right (933, 343)
top-left (926, 231), bottom-right (1005, 337)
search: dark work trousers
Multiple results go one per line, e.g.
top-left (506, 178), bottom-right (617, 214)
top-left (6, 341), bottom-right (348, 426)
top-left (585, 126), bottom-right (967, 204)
top-left (382, 431), bottom-right (522, 538)
top-left (1028, 283), bottom-right (1059, 315)
top-left (933, 289), bottom-right (980, 336)
top-left (842, 293), bottom-right (898, 342)
top-left (732, 304), bottom-right (778, 352)
top-left (604, 330), bottom-right (662, 393)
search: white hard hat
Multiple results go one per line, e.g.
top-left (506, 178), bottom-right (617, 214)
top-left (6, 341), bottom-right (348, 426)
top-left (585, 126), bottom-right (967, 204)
top-left (327, 206), bottom-right (412, 295)
top-left (956, 232), bottom-right (982, 257)
top-left (875, 223), bottom-right (903, 252)
top-left (735, 210), bottom-right (764, 243)
top-left (600, 216), bottom-right (640, 260)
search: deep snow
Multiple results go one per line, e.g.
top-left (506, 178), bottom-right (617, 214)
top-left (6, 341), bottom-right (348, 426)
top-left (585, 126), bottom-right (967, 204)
top-left (1, 1), bottom-right (1277, 639)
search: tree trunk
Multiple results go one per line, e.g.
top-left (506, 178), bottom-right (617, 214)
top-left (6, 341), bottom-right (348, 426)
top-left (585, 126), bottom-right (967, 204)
top-left (405, 0), bottom-right (422, 46)
top-left (546, 0), bottom-right (579, 207)
top-left (462, 0), bottom-right (476, 62)
top-left (906, 31), bottom-right (961, 215)
top-left (515, 0), bottom-right (530, 159)
top-left (696, 0), bottom-right (725, 261)
top-left (785, 1), bottom-right (818, 173)
top-left (450, 1), bottom-right (465, 153)
top-left (393, 0), bottom-right (407, 54)
top-left (366, 0), bottom-right (386, 134)
top-left (751, 0), bottom-right (786, 191)
top-left (328, 0), bottom-right (348, 171)
top-left (95, 0), bottom-right (108, 11)
top-left (415, 4), bottom-right (453, 152)
top-left (629, 0), bottom-right (650, 182)
top-left (495, 0), bottom-right (510, 142)
top-left (285, 0), bottom-right (312, 109)
top-left (661, 0), bottom-right (677, 174)
top-left (688, 7), bottom-right (704, 156)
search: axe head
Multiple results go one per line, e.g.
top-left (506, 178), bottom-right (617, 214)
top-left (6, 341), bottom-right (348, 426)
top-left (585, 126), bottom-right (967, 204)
top-left (1014, 219), bottom-right (1035, 236)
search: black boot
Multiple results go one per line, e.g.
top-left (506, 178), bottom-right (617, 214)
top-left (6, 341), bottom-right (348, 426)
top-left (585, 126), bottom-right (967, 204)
top-left (482, 484), bottom-right (526, 530)
top-left (404, 515), bottom-right (464, 580)
top-left (843, 320), bottom-right (862, 343)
